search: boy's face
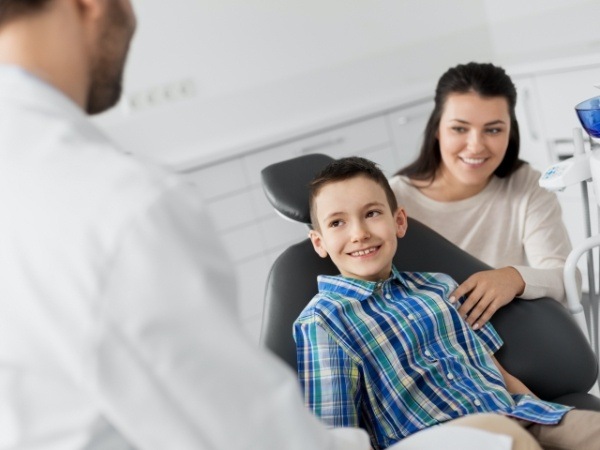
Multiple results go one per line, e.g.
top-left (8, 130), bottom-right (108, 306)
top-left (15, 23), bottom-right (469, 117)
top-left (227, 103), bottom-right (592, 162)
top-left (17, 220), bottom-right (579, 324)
top-left (309, 175), bottom-right (407, 282)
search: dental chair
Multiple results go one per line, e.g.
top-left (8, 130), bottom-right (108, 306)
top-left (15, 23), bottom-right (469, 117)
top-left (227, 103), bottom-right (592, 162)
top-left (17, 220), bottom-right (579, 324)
top-left (260, 153), bottom-right (600, 411)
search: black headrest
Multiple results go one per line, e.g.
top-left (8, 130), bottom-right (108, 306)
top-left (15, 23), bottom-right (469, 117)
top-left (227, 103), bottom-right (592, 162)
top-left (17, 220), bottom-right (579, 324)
top-left (261, 153), bottom-right (334, 224)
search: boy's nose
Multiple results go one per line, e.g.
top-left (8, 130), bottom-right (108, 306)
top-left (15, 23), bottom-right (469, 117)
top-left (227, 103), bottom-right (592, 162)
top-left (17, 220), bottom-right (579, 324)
top-left (351, 224), bottom-right (371, 242)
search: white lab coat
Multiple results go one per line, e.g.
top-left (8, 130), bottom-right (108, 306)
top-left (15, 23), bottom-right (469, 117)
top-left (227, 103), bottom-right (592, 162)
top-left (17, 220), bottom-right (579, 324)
top-left (0, 66), bottom-right (511, 450)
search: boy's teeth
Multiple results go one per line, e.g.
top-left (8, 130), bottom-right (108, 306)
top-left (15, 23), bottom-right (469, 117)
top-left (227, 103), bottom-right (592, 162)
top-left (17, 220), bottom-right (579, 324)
top-left (351, 247), bottom-right (376, 256)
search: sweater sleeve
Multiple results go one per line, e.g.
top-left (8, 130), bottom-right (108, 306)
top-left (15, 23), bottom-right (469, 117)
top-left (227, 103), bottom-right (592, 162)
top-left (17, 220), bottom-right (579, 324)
top-left (512, 168), bottom-right (580, 304)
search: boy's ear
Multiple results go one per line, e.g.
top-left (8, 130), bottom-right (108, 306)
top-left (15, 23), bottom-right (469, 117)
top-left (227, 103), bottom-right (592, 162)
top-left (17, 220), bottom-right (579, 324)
top-left (394, 207), bottom-right (408, 238)
top-left (308, 229), bottom-right (328, 258)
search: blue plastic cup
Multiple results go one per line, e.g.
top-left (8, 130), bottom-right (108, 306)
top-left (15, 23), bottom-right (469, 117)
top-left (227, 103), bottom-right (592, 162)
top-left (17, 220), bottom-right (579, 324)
top-left (575, 96), bottom-right (600, 139)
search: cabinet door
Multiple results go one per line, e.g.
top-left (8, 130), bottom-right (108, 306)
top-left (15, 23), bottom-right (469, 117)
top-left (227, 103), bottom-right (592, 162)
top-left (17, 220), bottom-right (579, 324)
top-left (295, 116), bottom-right (390, 158)
top-left (386, 100), bottom-right (434, 172)
top-left (513, 75), bottom-right (553, 172)
top-left (180, 157), bottom-right (248, 201)
top-left (243, 116), bottom-right (390, 187)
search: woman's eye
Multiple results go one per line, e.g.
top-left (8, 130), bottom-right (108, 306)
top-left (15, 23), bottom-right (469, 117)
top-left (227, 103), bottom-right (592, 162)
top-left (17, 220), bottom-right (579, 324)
top-left (452, 126), bottom-right (467, 133)
top-left (486, 128), bottom-right (503, 135)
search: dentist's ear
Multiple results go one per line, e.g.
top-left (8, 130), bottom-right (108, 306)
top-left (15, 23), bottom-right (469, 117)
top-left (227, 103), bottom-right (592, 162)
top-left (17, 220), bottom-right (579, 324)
top-left (309, 229), bottom-right (328, 258)
top-left (394, 207), bottom-right (408, 238)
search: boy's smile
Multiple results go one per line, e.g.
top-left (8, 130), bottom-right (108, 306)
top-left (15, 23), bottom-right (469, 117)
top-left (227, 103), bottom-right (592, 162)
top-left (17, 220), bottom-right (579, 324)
top-left (349, 246), bottom-right (379, 257)
top-left (309, 175), bottom-right (407, 282)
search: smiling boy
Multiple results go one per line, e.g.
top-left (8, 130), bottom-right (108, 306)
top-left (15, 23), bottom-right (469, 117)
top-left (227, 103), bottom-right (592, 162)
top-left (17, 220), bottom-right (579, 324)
top-left (293, 156), bottom-right (600, 450)
top-left (307, 159), bottom-right (406, 282)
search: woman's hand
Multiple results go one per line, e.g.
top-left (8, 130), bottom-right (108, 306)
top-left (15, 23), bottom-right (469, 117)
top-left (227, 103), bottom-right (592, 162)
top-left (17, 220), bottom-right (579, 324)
top-left (450, 267), bottom-right (525, 330)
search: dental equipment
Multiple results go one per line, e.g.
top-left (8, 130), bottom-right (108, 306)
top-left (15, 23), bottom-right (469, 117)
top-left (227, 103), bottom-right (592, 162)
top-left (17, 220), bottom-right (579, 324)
top-left (539, 95), bottom-right (600, 373)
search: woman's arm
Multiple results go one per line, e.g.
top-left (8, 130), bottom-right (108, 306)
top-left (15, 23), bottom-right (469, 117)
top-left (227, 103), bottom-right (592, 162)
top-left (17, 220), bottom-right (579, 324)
top-left (452, 167), bottom-right (577, 327)
top-left (515, 166), bottom-right (577, 303)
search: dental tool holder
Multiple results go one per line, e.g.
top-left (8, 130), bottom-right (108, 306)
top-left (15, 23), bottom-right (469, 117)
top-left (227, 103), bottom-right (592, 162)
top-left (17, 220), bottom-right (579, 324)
top-left (540, 125), bottom-right (600, 378)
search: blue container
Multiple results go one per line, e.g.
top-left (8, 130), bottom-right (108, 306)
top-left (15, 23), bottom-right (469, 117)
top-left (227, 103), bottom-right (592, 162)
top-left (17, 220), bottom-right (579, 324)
top-left (575, 96), bottom-right (600, 139)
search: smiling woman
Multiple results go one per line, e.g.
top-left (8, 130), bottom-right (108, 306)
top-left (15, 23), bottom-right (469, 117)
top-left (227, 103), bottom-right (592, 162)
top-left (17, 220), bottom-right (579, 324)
top-left (389, 62), bottom-right (576, 330)
top-left (431, 93), bottom-right (511, 201)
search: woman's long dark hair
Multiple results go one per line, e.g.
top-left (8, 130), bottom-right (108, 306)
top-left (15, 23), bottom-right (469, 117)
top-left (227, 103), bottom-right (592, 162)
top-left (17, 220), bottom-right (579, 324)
top-left (396, 62), bottom-right (524, 180)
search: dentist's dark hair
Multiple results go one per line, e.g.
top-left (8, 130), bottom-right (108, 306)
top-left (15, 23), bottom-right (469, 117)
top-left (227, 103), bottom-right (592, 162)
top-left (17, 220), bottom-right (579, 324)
top-left (396, 62), bottom-right (524, 181)
top-left (0, 0), bottom-right (52, 26)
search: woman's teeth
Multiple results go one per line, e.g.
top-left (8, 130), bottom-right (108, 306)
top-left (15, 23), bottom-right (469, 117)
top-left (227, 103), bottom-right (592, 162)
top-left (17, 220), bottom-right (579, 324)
top-left (461, 157), bottom-right (486, 164)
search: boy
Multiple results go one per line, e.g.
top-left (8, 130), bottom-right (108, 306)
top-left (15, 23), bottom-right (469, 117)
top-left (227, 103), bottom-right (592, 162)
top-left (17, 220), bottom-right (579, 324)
top-left (294, 156), bottom-right (600, 449)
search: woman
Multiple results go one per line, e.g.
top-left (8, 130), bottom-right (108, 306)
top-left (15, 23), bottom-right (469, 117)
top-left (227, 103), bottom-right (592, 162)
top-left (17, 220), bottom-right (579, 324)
top-left (389, 62), bottom-right (575, 329)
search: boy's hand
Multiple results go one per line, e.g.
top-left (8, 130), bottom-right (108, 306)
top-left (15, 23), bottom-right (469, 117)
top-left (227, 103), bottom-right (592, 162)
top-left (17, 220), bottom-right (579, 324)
top-left (449, 267), bottom-right (525, 330)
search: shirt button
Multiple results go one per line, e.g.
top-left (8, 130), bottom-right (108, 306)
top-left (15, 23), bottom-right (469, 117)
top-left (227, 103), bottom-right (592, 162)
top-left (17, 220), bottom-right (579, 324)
top-left (407, 314), bottom-right (415, 320)
top-left (474, 399), bottom-right (482, 407)
top-left (424, 350), bottom-right (432, 357)
top-left (385, 294), bottom-right (392, 300)
top-left (447, 373), bottom-right (454, 380)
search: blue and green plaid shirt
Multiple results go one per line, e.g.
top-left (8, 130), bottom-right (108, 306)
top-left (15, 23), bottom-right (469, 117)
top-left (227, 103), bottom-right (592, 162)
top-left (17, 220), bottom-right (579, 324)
top-left (294, 266), bottom-right (571, 449)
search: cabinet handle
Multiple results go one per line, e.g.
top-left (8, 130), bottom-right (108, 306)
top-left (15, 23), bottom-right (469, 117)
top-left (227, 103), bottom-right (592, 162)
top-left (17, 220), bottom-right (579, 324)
top-left (397, 116), bottom-right (409, 126)
top-left (300, 137), bottom-right (345, 154)
top-left (522, 88), bottom-right (540, 141)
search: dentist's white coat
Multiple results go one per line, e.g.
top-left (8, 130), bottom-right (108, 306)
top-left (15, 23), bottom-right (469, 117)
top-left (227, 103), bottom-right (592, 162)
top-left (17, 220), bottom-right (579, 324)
top-left (0, 66), bottom-right (510, 450)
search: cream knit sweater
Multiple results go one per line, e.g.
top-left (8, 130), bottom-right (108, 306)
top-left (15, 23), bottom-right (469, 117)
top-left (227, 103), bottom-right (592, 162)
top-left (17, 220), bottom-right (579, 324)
top-left (389, 164), bottom-right (574, 304)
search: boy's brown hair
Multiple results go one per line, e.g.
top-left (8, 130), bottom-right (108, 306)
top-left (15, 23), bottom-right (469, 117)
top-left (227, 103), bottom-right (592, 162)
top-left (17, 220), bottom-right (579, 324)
top-left (309, 156), bottom-right (398, 230)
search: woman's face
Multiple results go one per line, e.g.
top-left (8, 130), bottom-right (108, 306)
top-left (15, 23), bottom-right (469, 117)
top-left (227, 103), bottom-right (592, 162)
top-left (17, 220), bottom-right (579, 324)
top-left (436, 92), bottom-right (511, 194)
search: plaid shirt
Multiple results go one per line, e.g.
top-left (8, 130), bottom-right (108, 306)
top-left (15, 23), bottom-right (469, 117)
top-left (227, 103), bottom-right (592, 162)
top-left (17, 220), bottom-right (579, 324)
top-left (294, 266), bottom-right (571, 449)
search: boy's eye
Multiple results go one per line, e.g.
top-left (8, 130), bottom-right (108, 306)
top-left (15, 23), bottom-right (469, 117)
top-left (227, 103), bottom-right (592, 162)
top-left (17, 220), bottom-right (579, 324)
top-left (366, 210), bottom-right (381, 218)
top-left (329, 219), bottom-right (343, 228)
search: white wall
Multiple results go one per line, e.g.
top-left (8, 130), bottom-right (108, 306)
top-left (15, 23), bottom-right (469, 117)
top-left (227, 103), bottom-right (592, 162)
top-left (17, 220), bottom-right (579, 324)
top-left (123, 0), bottom-right (490, 101)
top-left (94, 0), bottom-right (600, 166)
top-left (483, 0), bottom-right (600, 64)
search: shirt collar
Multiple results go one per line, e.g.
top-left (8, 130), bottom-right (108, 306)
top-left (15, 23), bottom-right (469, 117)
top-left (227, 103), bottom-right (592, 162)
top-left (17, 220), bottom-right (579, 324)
top-left (317, 265), bottom-right (408, 301)
top-left (0, 64), bottom-right (86, 120)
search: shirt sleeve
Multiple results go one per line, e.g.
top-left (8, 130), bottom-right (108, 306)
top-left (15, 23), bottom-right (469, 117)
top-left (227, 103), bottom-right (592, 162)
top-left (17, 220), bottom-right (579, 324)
top-left (88, 183), bottom-right (370, 450)
top-left (295, 314), bottom-right (362, 429)
top-left (513, 170), bottom-right (580, 304)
